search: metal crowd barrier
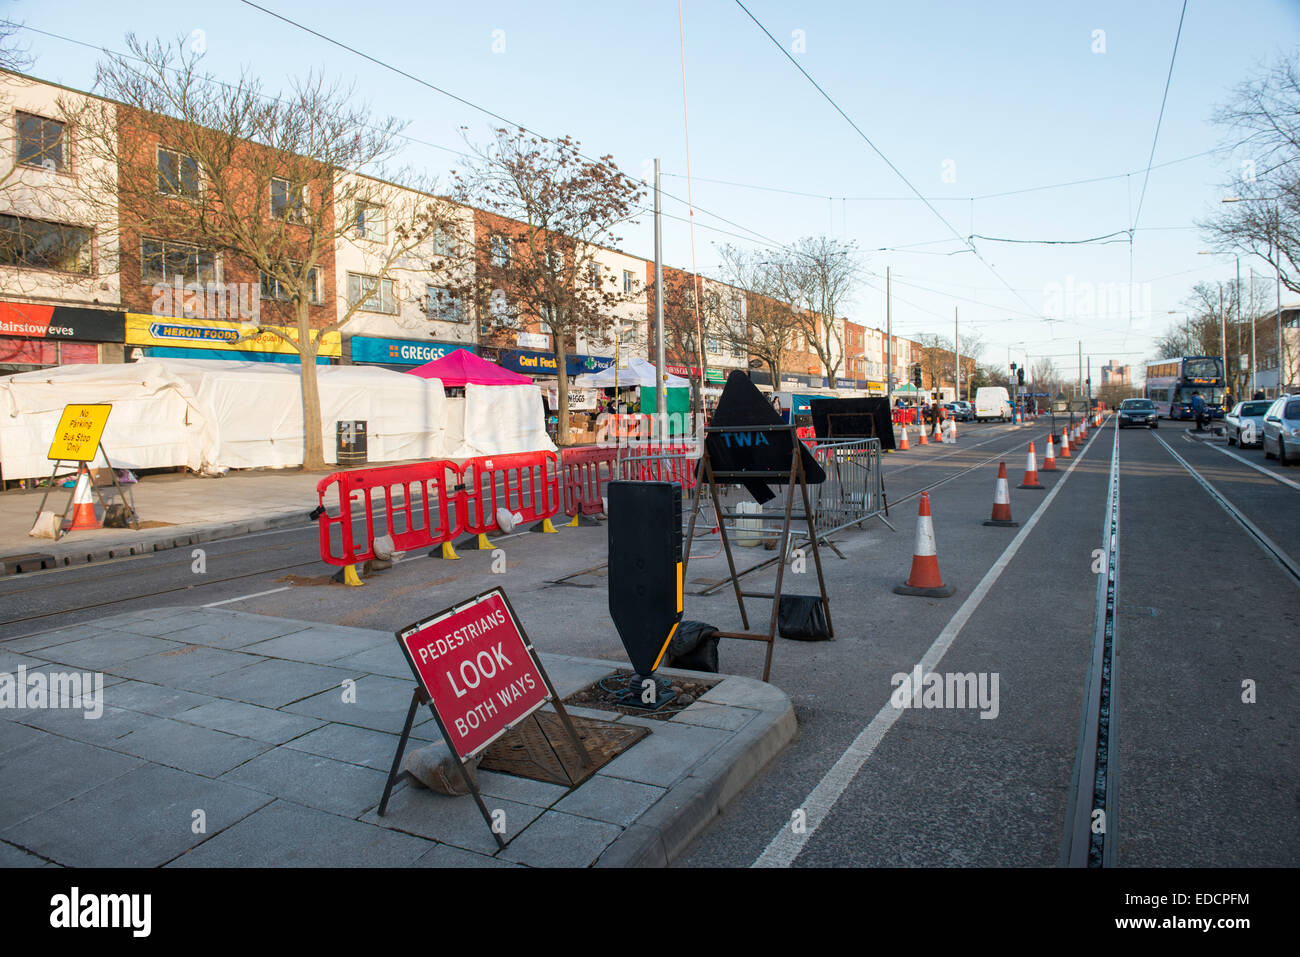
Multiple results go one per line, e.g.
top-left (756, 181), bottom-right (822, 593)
top-left (806, 437), bottom-right (891, 536)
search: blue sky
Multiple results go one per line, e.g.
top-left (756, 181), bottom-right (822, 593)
top-left (9, 0), bottom-right (1299, 382)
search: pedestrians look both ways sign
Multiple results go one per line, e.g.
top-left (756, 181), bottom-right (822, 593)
top-left (383, 588), bottom-right (589, 848)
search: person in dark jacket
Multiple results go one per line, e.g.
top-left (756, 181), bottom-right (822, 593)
top-left (1191, 391), bottom-right (1207, 431)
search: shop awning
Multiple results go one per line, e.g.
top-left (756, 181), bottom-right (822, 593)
top-left (574, 357), bottom-right (689, 389)
top-left (406, 348), bottom-right (531, 386)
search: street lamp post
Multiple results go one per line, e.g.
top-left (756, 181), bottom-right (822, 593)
top-left (1198, 250), bottom-right (1237, 399)
top-left (1223, 195), bottom-right (1287, 397)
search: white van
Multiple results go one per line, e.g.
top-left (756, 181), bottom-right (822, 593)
top-left (974, 386), bottom-right (1013, 422)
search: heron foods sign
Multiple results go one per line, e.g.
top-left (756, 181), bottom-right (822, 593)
top-left (125, 314), bottom-right (341, 357)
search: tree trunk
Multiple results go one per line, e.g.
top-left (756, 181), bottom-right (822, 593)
top-left (554, 333), bottom-right (570, 447)
top-left (298, 301), bottom-right (326, 470)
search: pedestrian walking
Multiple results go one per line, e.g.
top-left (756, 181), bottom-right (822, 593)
top-left (1191, 391), bottom-right (1207, 432)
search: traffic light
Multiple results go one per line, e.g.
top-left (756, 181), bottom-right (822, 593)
top-left (911, 364), bottom-right (922, 388)
top-left (1017, 367), bottom-right (1025, 386)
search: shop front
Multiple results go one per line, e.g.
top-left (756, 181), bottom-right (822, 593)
top-left (490, 348), bottom-right (615, 443)
top-left (347, 335), bottom-right (476, 372)
top-left (0, 301), bottom-right (126, 374)
top-left (125, 313), bottom-right (341, 364)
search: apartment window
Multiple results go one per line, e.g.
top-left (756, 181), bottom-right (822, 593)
top-left (488, 290), bottom-right (515, 327)
top-left (730, 340), bottom-right (746, 359)
top-left (271, 177), bottom-right (306, 223)
top-left (260, 265), bottom-right (321, 304)
top-left (706, 336), bottom-right (721, 354)
top-left (157, 147), bottom-right (200, 198)
top-left (353, 201), bottom-right (386, 242)
top-left (619, 323), bottom-right (637, 345)
top-left (432, 227), bottom-right (454, 257)
top-left (141, 238), bottom-right (216, 284)
top-left (730, 297), bottom-right (742, 320)
top-left (16, 112), bottom-right (65, 171)
top-left (426, 285), bottom-right (465, 323)
top-left (490, 234), bottom-right (510, 268)
top-left (623, 269), bottom-right (634, 294)
top-left (346, 272), bottom-right (396, 314)
top-left (0, 214), bottom-right (92, 274)
top-left (589, 262), bottom-right (600, 289)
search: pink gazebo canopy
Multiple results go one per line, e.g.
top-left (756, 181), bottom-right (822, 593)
top-left (406, 348), bottom-right (531, 386)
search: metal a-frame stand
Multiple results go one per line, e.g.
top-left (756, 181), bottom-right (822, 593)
top-left (683, 423), bottom-right (832, 682)
top-left (33, 446), bottom-right (139, 541)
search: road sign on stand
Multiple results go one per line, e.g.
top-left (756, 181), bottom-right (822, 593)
top-left (32, 403), bottom-right (139, 540)
top-left (382, 588), bottom-right (590, 848)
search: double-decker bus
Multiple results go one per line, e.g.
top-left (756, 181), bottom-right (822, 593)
top-left (1144, 356), bottom-right (1226, 420)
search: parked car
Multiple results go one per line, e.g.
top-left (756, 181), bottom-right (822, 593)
top-left (1222, 399), bottom-right (1273, 447)
top-left (1261, 395), bottom-right (1300, 465)
top-left (1117, 397), bottom-right (1158, 429)
top-left (974, 387), bottom-right (1012, 422)
top-left (943, 401), bottom-right (973, 421)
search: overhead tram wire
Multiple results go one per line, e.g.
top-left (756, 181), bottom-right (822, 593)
top-left (730, 0), bottom-right (1046, 323)
top-left (1132, 0), bottom-right (1189, 231)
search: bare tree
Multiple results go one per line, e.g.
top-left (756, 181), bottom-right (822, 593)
top-left (0, 18), bottom-right (32, 72)
top-left (63, 34), bottom-right (462, 469)
top-left (452, 128), bottom-right (643, 444)
top-left (914, 333), bottom-right (954, 394)
top-left (768, 236), bottom-right (860, 379)
top-left (715, 244), bottom-right (803, 387)
top-left (1200, 50), bottom-right (1299, 295)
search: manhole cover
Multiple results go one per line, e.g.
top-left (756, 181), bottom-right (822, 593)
top-left (564, 670), bottom-right (721, 721)
top-left (479, 711), bottom-right (647, 787)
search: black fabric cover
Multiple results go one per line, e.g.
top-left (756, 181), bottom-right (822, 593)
top-left (777, 594), bottom-right (831, 641)
top-left (809, 397), bottom-right (896, 450)
top-left (705, 370), bottom-right (825, 503)
top-left (665, 620), bottom-right (720, 673)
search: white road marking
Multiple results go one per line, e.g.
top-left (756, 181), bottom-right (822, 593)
top-left (752, 420), bottom-right (1106, 868)
top-left (202, 586), bottom-right (291, 607)
top-left (1205, 441), bottom-right (1300, 492)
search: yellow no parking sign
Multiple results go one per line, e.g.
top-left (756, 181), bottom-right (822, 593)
top-left (48, 403), bottom-right (112, 462)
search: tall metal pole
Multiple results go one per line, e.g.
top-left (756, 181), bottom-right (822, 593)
top-left (1235, 254), bottom-right (1242, 399)
top-left (1250, 267), bottom-right (1257, 395)
top-left (1277, 201), bottom-right (1285, 396)
top-left (1077, 341), bottom-right (1082, 398)
top-left (886, 266), bottom-right (893, 402)
top-left (653, 159), bottom-right (666, 438)
top-left (953, 306), bottom-right (959, 404)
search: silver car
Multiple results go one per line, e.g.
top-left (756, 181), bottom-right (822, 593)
top-left (1262, 395), bottom-right (1300, 465)
top-left (1223, 399), bottom-right (1273, 448)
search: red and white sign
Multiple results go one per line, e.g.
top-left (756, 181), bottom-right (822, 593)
top-left (396, 590), bottom-right (550, 760)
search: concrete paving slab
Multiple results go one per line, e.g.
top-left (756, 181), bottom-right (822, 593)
top-left (108, 612), bottom-right (208, 639)
top-left (0, 718), bottom-right (49, 755)
top-left (413, 843), bottom-right (521, 868)
top-left (16, 703), bottom-right (167, 749)
top-left (149, 616), bottom-right (311, 650)
top-left (597, 721), bottom-right (731, 788)
top-left (555, 775), bottom-right (666, 827)
top-left (103, 680), bottom-right (219, 718)
top-left (173, 699), bottom-right (324, 745)
top-left (2, 623), bottom-right (113, 653)
top-left (672, 701), bottom-right (760, 732)
top-left (241, 627), bottom-right (390, 664)
top-left (111, 645), bottom-right (260, 684)
top-left (281, 674), bottom-right (436, 733)
top-left (501, 811), bottom-right (623, 868)
top-left (179, 657), bottom-right (359, 709)
top-left (0, 649), bottom-right (43, 671)
top-left (7, 762), bottom-right (272, 867)
top-left (475, 769), bottom-right (570, 809)
top-left (0, 736), bottom-right (144, 830)
top-left (329, 642), bottom-right (412, 679)
top-left (360, 786), bottom-right (544, 855)
top-left (0, 839), bottom-right (52, 867)
top-left (282, 722), bottom-right (435, 771)
top-left (29, 633), bottom-right (186, 670)
top-left (168, 800), bottom-right (433, 868)
top-left (219, 748), bottom-right (388, 818)
top-left (112, 717), bottom-right (271, 777)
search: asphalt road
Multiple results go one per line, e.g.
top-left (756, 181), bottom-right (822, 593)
top-left (2, 417), bottom-right (1295, 867)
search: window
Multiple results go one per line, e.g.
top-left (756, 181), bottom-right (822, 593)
top-left (17, 112), bottom-right (65, 171)
top-left (0, 214), bottom-right (92, 273)
top-left (271, 177), bottom-right (306, 222)
top-left (623, 269), bottom-right (634, 294)
top-left (619, 323), bottom-right (637, 345)
top-left (346, 272), bottom-right (396, 314)
top-left (260, 265), bottom-right (321, 304)
top-left (490, 234), bottom-right (510, 268)
top-left (353, 201), bottom-right (386, 242)
top-left (488, 290), bottom-right (515, 327)
top-left (426, 285), bottom-right (465, 323)
top-left (731, 340), bottom-right (746, 359)
top-left (706, 336), bottom-right (721, 354)
top-left (141, 239), bottom-right (216, 284)
top-left (589, 262), bottom-right (600, 289)
top-left (432, 227), bottom-right (455, 257)
top-left (157, 147), bottom-right (200, 198)
top-left (730, 297), bottom-right (742, 320)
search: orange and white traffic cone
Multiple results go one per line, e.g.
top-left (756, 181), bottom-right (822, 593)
top-left (1059, 429), bottom-right (1072, 458)
top-left (893, 492), bottom-right (955, 597)
top-left (984, 462), bottom-right (1020, 527)
top-left (1018, 442), bottom-right (1044, 489)
top-left (933, 422), bottom-right (944, 443)
top-left (65, 465), bottom-right (100, 531)
top-left (1042, 435), bottom-right (1058, 471)
top-left (917, 427), bottom-right (928, 446)
top-left (897, 426), bottom-right (910, 451)
top-left (948, 419), bottom-right (958, 443)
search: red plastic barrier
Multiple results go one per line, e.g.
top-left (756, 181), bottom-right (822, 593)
top-left (617, 442), bottom-right (701, 491)
top-left (316, 460), bottom-right (460, 567)
top-left (461, 451), bottom-right (561, 536)
top-left (562, 446), bottom-right (619, 516)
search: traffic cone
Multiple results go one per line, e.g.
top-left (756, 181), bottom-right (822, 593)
top-left (1042, 435), bottom-right (1058, 471)
top-left (933, 422), bottom-right (944, 443)
top-left (897, 426), bottom-right (910, 451)
top-left (948, 419), bottom-right (958, 442)
top-left (1018, 443), bottom-right (1044, 489)
top-left (65, 466), bottom-right (100, 531)
top-left (917, 427), bottom-right (928, 446)
top-left (1059, 429), bottom-right (1072, 458)
top-left (984, 462), bottom-right (1020, 526)
top-left (893, 492), bottom-right (955, 597)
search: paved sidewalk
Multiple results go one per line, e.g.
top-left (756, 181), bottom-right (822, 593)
top-left (0, 470), bottom-right (323, 574)
top-left (0, 606), bottom-right (794, 868)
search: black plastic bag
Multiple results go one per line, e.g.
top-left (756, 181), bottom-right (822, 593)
top-left (666, 620), bottom-right (720, 673)
top-left (778, 594), bottom-right (831, 641)
top-left (102, 504), bottom-right (136, 528)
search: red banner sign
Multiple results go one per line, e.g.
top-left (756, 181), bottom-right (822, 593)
top-left (396, 590), bottom-right (550, 760)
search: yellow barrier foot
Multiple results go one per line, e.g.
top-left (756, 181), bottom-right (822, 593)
top-left (530, 518), bottom-right (559, 534)
top-left (477, 533), bottom-right (492, 550)
top-left (332, 564), bottom-right (365, 586)
top-left (432, 541), bottom-right (460, 560)
top-left (566, 513), bottom-right (581, 528)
